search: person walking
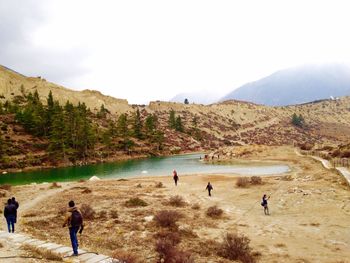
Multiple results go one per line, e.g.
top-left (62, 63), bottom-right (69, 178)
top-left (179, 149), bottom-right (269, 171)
top-left (261, 194), bottom-right (270, 215)
top-left (62, 200), bottom-right (84, 256)
top-left (4, 199), bottom-right (16, 233)
top-left (173, 170), bottom-right (179, 186)
top-left (205, 182), bottom-right (213, 197)
top-left (11, 197), bottom-right (19, 223)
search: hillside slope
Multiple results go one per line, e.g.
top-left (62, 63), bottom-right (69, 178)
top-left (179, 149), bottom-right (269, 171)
top-left (221, 64), bottom-right (350, 106)
top-left (1, 65), bottom-right (350, 172)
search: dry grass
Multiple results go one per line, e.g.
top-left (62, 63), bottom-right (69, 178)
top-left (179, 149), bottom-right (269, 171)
top-left (23, 212), bottom-right (39, 218)
top-left (168, 195), bottom-right (186, 207)
top-left (191, 203), bottom-right (200, 210)
top-left (82, 188), bottom-right (92, 194)
top-left (109, 210), bottom-right (119, 219)
top-left (154, 210), bottom-right (182, 228)
top-left (217, 233), bottom-right (256, 263)
top-left (111, 250), bottom-right (141, 263)
top-left (206, 205), bottom-right (223, 219)
top-left (21, 243), bottom-right (63, 261)
top-left (124, 197), bottom-right (148, 207)
top-left (155, 182), bottom-right (164, 188)
top-left (0, 184), bottom-right (11, 191)
top-left (250, 176), bottom-right (262, 185)
top-left (155, 238), bottom-right (194, 263)
top-left (236, 177), bottom-right (250, 188)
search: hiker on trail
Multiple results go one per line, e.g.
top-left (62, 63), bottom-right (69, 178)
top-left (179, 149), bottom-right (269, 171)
top-left (205, 182), bottom-right (213, 197)
top-left (62, 200), bottom-right (84, 256)
top-left (4, 199), bottom-right (16, 233)
top-left (261, 194), bottom-right (270, 215)
top-left (11, 197), bottom-right (19, 223)
top-left (173, 170), bottom-right (179, 186)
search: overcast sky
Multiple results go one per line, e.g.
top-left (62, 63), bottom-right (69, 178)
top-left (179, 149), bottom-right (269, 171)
top-left (1, 0), bottom-right (350, 104)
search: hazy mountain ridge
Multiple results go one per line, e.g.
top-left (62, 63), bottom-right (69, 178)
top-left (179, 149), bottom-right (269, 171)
top-left (170, 91), bottom-right (222, 105)
top-left (221, 64), bottom-right (350, 106)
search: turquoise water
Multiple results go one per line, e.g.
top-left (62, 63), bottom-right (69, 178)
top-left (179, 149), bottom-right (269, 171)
top-left (0, 154), bottom-right (290, 185)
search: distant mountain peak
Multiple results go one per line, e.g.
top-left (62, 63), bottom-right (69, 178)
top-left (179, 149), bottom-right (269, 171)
top-left (221, 63), bottom-right (350, 106)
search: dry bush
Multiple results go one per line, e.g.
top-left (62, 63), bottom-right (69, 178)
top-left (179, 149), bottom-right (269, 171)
top-left (191, 203), bottom-right (200, 210)
top-left (98, 210), bottom-right (108, 219)
top-left (23, 212), bottom-right (39, 218)
top-left (21, 244), bottom-right (62, 261)
top-left (109, 210), bottom-right (119, 219)
top-left (111, 250), bottom-right (140, 263)
top-left (124, 197), bottom-right (148, 207)
top-left (206, 205), bottom-right (223, 218)
top-left (82, 188), bottom-right (92, 194)
top-left (217, 233), bottom-right (256, 263)
top-left (0, 184), bottom-right (11, 191)
top-left (169, 195), bottom-right (186, 207)
top-left (299, 143), bottom-right (313, 151)
top-left (136, 183), bottom-right (142, 188)
top-left (155, 239), bottom-right (194, 263)
top-left (78, 179), bottom-right (86, 183)
top-left (250, 176), bottom-right (262, 185)
top-left (154, 210), bottom-right (182, 228)
top-left (0, 191), bottom-right (6, 197)
top-left (80, 204), bottom-right (96, 220)
top-left (236, 177), bottom-right (250, 188)
top-left (155, 182), bottom-right (164, 188)
top-left (49, 182), bottom-right (61, 189)
top-left (155, 230), bottom-right (181, 246)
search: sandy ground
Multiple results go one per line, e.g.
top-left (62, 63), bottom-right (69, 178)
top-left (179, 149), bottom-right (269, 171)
top-left (1, 146), bottom-right (350, 263)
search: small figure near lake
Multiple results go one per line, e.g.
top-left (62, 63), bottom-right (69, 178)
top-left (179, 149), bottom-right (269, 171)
top-left (205, 182), bottom-right (213, 197)
top-left (4, 199), bottom-right (16, 233)
top-left (63, 200), bottom-right (84, 256)
top-left (173, 169), bottom-right (179, 186)
top-left (261, 194), bottom-right (270, 215)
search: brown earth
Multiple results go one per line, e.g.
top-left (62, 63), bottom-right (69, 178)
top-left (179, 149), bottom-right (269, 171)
top-left (1, 146), bottom-right (349, 263)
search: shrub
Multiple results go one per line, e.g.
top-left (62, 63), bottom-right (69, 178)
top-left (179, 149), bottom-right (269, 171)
top-left (191, 203), bottom-right (200, 210)
top-left (250, 176), bottom-right (262, 185)
top-left (236, 177), bottom-right (250, 188)
top-left (136, 183), bottom-right (142, 188)
top-left (80, 204), bottom-right (95, 220)
top-left (98, 210), bottom-right (107, 219)
top-left (21, 244), bottom-right (62, 261)
top-left (218, 233), bottom-right (256, 263)
top-left (49, 182), bottom-right (61, 189)
top-left (81, 188), bottom-right (92, 194)
top-left (155, 230), bottom-right (181, 246)
top-left (0, 184), bottom-right (11, 191)
top-left (124, 197), bottom-right (148, 207)
top-left (155, 239), bottom-right (194, 263)
top-left (57, 206), bottom-right (67, 216)
top-left (169, 195), bottom-right (186, 207)
top-left (109, 210), bottom-right (119, 219)
top-left (206, 205), bottom-right (223, 218)
top-left (154, 210), bottom-right (182, 228)
top-left (155, 182), bottom-right (164, 188)
top-left (111, 250), bottom-right (140, 263)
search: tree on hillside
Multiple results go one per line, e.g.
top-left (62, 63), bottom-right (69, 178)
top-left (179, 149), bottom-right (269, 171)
top-left (169, 110), bottom-right (176, 129)
top-left (291, 113), bottom-right (305, 127)
top-left (117, 113), bottom-right (133, 151)
top-left (132, 108), bottom-right (143, 139)
top-left (184, 98), bottom-right (189, 104)
top-left (97, 104), bottom-right (109, 119)
top-left (145, 114), bottom-right (156, 136)
top-left (175, 116), bottom-right (184, 132)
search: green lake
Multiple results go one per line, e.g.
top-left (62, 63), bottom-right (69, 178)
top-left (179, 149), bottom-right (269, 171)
top-left (0, 154), bottom-right (290, 185)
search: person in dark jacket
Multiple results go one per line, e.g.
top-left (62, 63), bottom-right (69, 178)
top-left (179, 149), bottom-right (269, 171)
top-left (11, 197), bottom-right (19, 223)
top-left (173, 170), bottom-right (179, 186)
top-left (62, 200), bottom-right (84, 256)
top-left (4, 199), bottom-right (16, 233)
top-left (261, 194), bottom-right (270, 215)
top-left (205, 182), bottom-right (213, 197)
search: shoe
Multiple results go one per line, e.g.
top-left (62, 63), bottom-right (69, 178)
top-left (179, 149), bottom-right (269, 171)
top-left (71, 253), bottom-right (78, 256)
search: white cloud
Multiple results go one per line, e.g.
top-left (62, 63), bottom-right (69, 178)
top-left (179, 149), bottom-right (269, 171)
top-left (2, 0), bottom-right (350, 103)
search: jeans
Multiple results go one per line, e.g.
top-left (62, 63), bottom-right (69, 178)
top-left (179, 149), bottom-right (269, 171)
top-left (6, 216), bottom-right (15, 233)
top-left (69, 226), bottom-right (80, 255)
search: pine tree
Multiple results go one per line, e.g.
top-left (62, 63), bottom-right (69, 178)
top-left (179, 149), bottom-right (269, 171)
top-left (169, 110), bottom-right (176, 129)
top-left (175, 116), bottom-right (184, 132)
top-left (133, 108), bottom-right (143, 139)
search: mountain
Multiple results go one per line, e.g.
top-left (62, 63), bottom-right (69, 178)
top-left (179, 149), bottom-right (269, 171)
top-left (221, 63), bottom-right (350, 106)
top-left (170, 91), bottom-right (222, 105)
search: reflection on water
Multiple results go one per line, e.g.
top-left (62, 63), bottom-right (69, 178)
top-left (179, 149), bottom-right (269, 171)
top-left (0, 154), bottom-right (290, 185)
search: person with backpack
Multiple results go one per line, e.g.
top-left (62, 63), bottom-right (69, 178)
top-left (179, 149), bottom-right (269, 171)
top-left (11, 197), bottom-right (19, 223)
top-left (205, 182), bottom-right (213, 197)
top-left (4, 199), bottom-right (16, 233)
top-left (261, 194), bottom-right (270, 215)
top-left (173, 170), bottom-right (179, 186)
top-left (62, 200), bottom-right (84, 256)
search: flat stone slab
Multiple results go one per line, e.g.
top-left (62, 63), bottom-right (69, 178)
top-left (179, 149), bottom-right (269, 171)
top-left (99, 259), bottom-right (114, 263)
top-left (77, 252), bottom-right (98, 261)
top-left (336, 167), bottom-right (350, 186)
top-left (53, 246), bottom-right (72, 255)
top-left (29, 240), bottom-right (48, 246)
top-left (85, 254), bottom-right (110, 263)
top-left (44, 243), bottom-right (64, 250)
top-left (37, 242), bottom-right (62, 250)
top-left (22, 238), bottom-right (39, 244)
top-left (12, 235), bottom-right (32, 243)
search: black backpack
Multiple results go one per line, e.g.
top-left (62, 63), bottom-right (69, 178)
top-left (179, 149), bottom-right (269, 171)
top-left (71, 210), bottom-right (83, 227)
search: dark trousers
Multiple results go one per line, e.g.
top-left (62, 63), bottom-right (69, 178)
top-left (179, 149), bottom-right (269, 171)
top-left (6, 216), bottom-right (15, 233)
top-left (69, 226), bottom-right (80, 255)
top-left (174, 179), bottom-right (178, 186)
top-left (208, 190), bottom-right (212, 196)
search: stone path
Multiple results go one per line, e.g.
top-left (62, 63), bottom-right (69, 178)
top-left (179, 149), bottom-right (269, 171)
top-left (0, 231), bottom-right (115, 263)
